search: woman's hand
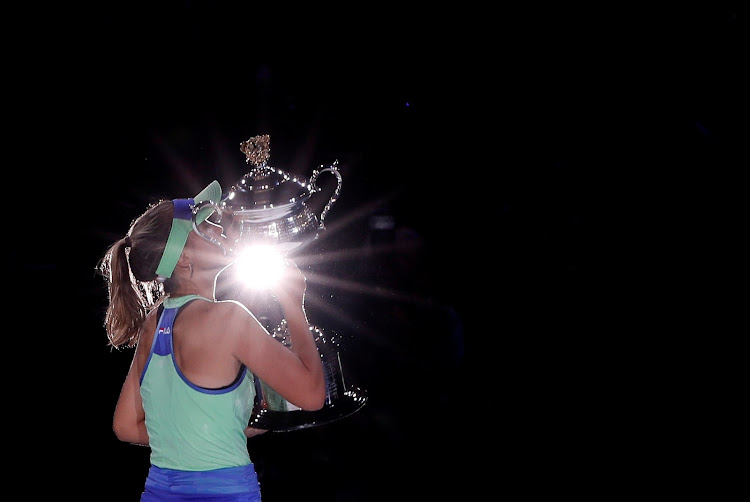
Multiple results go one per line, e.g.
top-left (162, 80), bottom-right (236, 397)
top-left (244, 426), bottom-right (268, 439)
top-left (269, 259), bottom-right (306, 306)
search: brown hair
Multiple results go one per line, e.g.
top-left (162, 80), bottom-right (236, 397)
top-left (97, 200), bottom-right (175, 349)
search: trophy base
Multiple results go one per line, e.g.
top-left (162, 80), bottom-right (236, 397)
top-left (249, 387), bottom-right (368, 432)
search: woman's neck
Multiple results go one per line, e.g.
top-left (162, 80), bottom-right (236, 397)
top-left (168, 279), bottom-right (215, 300)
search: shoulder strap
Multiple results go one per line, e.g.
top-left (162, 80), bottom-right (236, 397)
top-left (152, 297), bottom-right (207, 356)
top-left (153, 306), bottom-right (179, 356)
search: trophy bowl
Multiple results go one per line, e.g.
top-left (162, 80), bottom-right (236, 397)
top-left (193, 161), bottom-right (342, 255)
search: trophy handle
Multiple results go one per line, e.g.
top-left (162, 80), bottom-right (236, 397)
top-left (309, 160), bottom-right (342, 229)
top-left (192, 200), bottom-right (230, 252)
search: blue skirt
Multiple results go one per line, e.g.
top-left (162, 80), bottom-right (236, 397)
top-left (141, 464), bottom-right (261, 501)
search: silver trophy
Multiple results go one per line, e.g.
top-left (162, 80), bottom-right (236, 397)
top-left (192, 134), bottom-right (342, 254)
top-left (193, 135), bottom-right (367, 431)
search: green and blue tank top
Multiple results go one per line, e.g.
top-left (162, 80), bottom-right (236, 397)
top-left (139, 295), bottom-right (256, 471)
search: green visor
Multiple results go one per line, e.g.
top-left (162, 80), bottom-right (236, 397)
top-left (155, 180), bottom-right (222, 280)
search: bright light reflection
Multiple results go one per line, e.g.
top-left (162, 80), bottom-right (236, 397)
top-left (234, 245), bottom-right (285, 290)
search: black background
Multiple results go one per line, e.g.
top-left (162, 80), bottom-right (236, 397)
top-left (15, 4), bottom-right (740, 500)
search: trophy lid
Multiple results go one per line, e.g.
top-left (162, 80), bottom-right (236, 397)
top-left (223, 167), bottom-right (312, 210)
top-left (223, 135), bottom-right (313, 211)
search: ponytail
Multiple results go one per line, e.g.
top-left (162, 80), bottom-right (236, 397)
top-left (97, 200), bottom-right (171, 348)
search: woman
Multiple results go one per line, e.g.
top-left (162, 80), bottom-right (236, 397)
top-left (97, 180), bottom-right (326, 501)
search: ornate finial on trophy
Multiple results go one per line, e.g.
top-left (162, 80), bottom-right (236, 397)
top-left (240, 134), bottom-right (271, 167)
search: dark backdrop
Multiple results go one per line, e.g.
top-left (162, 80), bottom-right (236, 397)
top-left (15, 4), bottom-right (739, 500)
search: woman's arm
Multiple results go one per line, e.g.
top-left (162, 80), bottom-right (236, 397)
top-left (112, 346), bottom-right (149, 446)
top-left (226, 260), bottom-right (326, 411)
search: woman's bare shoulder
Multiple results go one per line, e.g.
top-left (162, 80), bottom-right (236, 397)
top-left (211, 298), bottom-right (252, 315)
top-left (201, 299), bottom-right (260, 329)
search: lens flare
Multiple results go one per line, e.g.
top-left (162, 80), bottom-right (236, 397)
top-left (233, 245), bottom-right (285, 290)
